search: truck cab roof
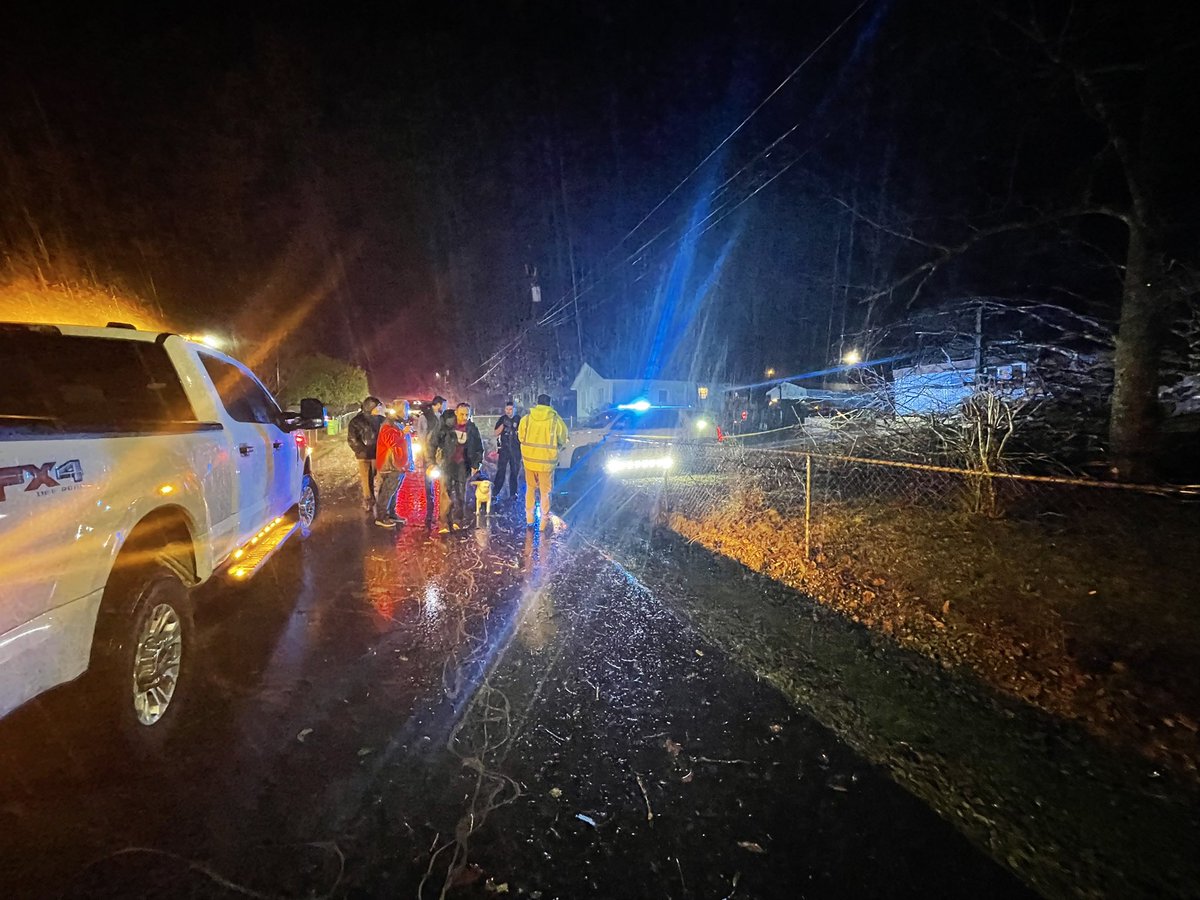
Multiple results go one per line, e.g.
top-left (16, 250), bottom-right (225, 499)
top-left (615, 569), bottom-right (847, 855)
top-left (3, 321), bottom-right (173, 343)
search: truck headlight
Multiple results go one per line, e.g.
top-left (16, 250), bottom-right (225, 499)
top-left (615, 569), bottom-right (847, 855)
top-left (604, 455), bottom-right (674, 475)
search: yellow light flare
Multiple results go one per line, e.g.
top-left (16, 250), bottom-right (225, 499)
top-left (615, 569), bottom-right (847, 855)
top-left (0, 277), bottom-right (167, 330)
top-left (158, 485), bottom-right (174, 495)
top-left (234, 243), bottom-right (351, 380)
top-left (233, 548), bottom-right (245, 560)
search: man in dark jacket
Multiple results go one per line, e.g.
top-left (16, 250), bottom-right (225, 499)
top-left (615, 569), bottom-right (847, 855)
top-left (347, 396), bottom-right (384, 515)
top-left (416, 395), bottom-right (447, 527)
top-left (436, 403), bottom-right (483, 533)
top-left (492, 399), bottom-right (522, 502)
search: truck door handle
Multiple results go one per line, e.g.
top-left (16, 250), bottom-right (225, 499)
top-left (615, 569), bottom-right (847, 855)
top-left (272, 440), bottom-right (284, 450)
top-left (238, 444), bottom-right (255, 456)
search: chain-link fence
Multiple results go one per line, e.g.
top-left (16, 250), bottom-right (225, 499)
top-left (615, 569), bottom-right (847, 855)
top-left (652, 437), bottom-right (1198, 558)
top-left (604, 433), bottom-right (1200, 762)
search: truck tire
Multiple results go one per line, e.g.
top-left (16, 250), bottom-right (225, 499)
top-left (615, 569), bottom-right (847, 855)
top-left (91, 565), bottom-right (194, 754)
top-left (297, 472), bottom-right (320, 538)
top-left (567, 446), bottom-right (604, 492)
top-left (571, 444), bottom-right (598, 469)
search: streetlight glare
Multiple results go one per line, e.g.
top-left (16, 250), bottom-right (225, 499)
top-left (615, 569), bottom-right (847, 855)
top-left (843, 349), bottom-right (862, 365)
top-left (183, 333), bottom-right (226, 349)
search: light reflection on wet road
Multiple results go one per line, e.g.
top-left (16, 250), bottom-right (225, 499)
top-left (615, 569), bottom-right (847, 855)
top-left (0, 484), bottom-right (1032, 898)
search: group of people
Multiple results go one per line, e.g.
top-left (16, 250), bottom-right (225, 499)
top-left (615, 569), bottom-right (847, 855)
top-left (347, 392), bottom-right (568, 534)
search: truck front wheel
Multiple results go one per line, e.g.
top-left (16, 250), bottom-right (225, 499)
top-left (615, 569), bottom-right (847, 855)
top-left (297, 473), bottom-right (320, 538)
top-left (92, 565), bottom-right (194, 753)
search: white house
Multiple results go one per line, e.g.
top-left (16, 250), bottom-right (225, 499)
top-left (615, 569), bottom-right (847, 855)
top-left (766, 382), bottom-right (809, 402)
top-left (571, 363), bottom-right (706, 418)
top-left (891, 358), bottom-right (1029, 414)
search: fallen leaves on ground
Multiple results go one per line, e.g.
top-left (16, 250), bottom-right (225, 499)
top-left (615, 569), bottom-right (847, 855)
top-left (665, 483), bottom-right (1200, 778)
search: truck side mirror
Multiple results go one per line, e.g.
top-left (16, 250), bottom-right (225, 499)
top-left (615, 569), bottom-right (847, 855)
top-left (302, 396), bottom-right (331, 427)
top-left (288, 397), bottom-right (326, 430)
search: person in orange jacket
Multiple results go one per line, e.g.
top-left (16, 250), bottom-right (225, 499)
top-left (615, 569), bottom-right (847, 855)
top-left (375, 401), bottom-right (413, 528)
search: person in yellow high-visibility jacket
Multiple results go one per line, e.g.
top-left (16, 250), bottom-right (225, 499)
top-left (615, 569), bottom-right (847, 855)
top-left (517, 393), bottom-right (568, 528)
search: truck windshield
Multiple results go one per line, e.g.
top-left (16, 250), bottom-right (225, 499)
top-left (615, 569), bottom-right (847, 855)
top-left (0, 330), bottom-right (198, 434)
top-left (623, 409), bottom-right (683, 430)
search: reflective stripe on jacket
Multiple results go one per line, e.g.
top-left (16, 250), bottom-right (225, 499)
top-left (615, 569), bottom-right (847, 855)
top-left (517, 404), bottom-right (567, 472)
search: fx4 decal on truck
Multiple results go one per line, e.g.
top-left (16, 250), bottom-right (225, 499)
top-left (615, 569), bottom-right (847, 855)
top-left (0, 460), bottom-right (84, 501)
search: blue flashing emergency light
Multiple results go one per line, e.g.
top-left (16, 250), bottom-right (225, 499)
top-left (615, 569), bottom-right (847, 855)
top-left (618, 399), bottom-right (652, 412)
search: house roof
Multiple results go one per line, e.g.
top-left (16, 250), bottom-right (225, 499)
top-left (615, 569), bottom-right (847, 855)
top-left (571, 362), bottom-right (605, 390)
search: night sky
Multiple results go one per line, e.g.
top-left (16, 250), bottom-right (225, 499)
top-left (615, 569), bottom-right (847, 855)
top-left (2, 1), bottom-right (1196, 400)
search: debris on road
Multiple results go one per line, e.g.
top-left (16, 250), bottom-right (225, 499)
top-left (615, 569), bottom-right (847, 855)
top-left (635, 772), bottom-right (654, 823)
top-left (296, 728), bottom-right (314, 743)
top-left (539, 726), bottom-right (566, 744)
top-left (737, 841), bottom-right (766, 854)
top-left (450, 863), bottom-right (485, 888)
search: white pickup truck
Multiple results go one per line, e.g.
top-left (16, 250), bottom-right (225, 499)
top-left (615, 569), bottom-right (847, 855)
top-left (560, 405), bottom-right (714, 473)
top-left (0, 322), bottom-right (324, 747)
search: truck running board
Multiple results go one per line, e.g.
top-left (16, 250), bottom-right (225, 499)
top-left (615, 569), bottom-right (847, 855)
top-left (224, 516), bottom-right (299, 582)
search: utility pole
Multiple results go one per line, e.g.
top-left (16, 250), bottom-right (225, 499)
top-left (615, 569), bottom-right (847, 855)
top-left (973, 303), bottom-right (984, 375)
top-left (558, 145), bottom-right (584, 365)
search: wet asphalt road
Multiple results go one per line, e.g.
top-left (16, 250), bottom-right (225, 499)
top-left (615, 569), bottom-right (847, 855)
top-left (0, 476), bottom-right (1033, 899)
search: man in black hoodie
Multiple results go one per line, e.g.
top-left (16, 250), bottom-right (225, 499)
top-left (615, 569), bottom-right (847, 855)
top-left (347, 395), bottom-right (384, 515)
top-left (436, 403), bottom-right (483, 533)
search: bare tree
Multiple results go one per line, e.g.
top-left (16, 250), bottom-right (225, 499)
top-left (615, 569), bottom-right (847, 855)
top-left (985, 4), bottom-right (1197, 480)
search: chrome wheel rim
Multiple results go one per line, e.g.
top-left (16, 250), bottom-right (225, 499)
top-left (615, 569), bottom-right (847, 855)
top-left (298, 482), bottom-right (317, 528)
top-left (131, 602), bottom-right (183, 726)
